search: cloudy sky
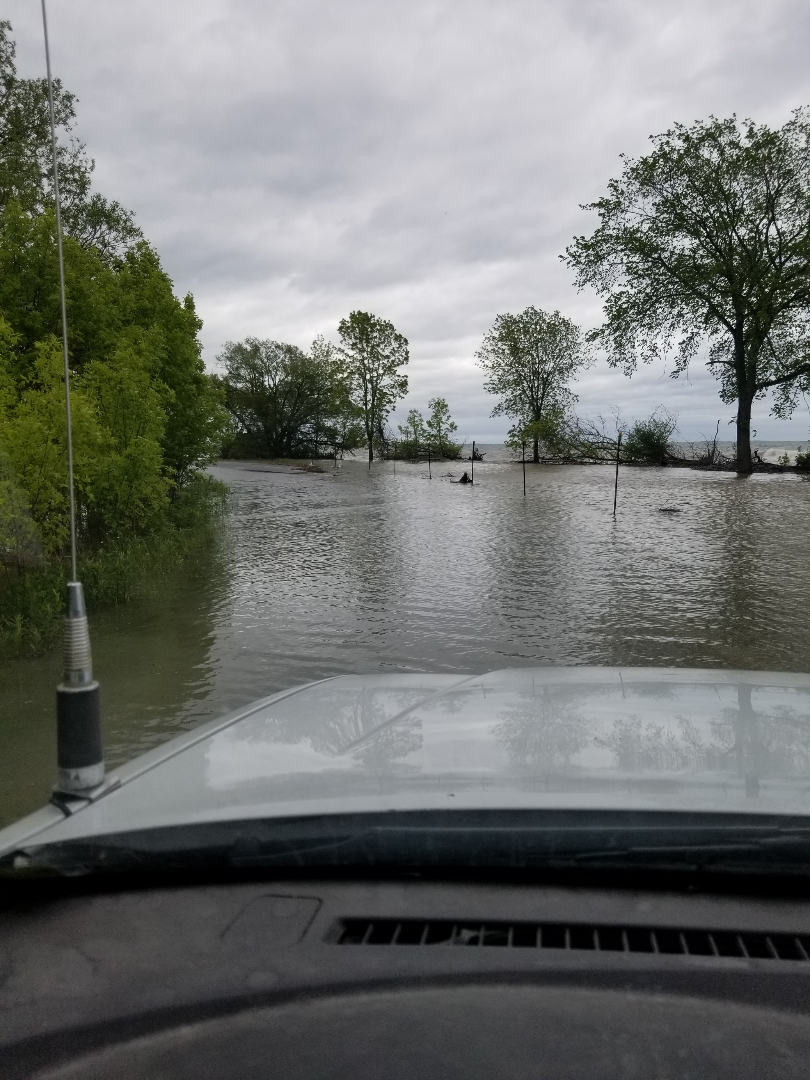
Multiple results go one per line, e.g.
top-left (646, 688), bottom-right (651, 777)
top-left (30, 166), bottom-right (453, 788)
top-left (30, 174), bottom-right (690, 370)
top-left (7, 0), bottom-right (810, 440)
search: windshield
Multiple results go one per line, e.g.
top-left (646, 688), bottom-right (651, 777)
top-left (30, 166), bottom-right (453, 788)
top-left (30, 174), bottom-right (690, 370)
top-left (1, 3), bottom-right (810, 881)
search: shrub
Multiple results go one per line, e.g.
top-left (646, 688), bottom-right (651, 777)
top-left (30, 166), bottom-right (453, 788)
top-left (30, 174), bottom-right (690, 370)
top-left (622, 408), bottom-right (677, 464)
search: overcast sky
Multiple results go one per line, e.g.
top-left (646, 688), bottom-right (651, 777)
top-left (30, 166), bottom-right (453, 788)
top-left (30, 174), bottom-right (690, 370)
top-left (6, 0), bottom-right (810, 440)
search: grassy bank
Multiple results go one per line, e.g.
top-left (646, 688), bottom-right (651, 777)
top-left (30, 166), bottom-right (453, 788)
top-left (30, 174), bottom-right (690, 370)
top-left (0, 475), bottom-right (228, 658)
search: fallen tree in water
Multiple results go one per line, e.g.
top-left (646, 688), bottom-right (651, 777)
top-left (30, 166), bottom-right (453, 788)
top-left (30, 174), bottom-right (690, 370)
top-left (509, 407), bottom-right (809, 473)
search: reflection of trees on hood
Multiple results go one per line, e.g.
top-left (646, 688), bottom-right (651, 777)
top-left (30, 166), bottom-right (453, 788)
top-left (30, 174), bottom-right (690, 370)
top-left (493, 692), bottom-right (590, 770)
top-left (598, 686), bottom-right (810, 786)
top-left (710, 687), bottom-right (810, 788)
top-left (595, 716), bottom-right (711, 772)
top-left (352, 717), bottom-right (423, 775)
top-left (258, 688), bottom-right (426, 756)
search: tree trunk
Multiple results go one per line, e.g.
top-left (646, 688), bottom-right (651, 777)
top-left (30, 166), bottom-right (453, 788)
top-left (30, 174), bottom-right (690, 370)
top-left (532, 437), bottom-right (540, 464)
top-left (368, 440), bottom-right (374, 463)
top-left (736, 390), bottom-right (754, 475)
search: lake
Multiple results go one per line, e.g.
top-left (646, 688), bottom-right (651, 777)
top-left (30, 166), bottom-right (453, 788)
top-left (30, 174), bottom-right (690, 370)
top-left (2, 452), bottom-right (810, 825)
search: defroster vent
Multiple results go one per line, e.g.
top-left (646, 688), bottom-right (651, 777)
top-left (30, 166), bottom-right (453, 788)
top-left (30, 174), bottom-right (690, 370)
top-left (337, 919), bottom-right (810, 960)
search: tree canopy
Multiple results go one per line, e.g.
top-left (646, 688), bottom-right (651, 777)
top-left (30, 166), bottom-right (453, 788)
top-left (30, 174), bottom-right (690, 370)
top-left (564, 110), bottom-right (810, 474)
top-left (476, 306), bottom-right (592, 462)
top-left (338, 311), bottom-right (409, 462)
top-left (216, 336), bottom-right (364, 459)
top-left (0, 20), bottom-right (140, 262)
top-left (0, 22), bottom-right (226, 569)
top-left (395, 397), bottom-right (461, 459)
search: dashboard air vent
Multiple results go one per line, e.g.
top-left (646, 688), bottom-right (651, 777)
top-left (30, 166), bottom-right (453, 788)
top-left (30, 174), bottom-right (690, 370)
top-left (337, 919), bottom-right (810, 961)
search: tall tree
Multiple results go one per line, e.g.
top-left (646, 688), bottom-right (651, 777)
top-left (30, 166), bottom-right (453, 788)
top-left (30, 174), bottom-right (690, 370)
top-left (476, 307), bottom-right (591, 462)
top-left (0, 20), bottom-right (140, 262)
top-left (307, 335), bottom-right (365, 459)
top-left (337, 311), bottom-right (409, 462)
top-left (564, 111), bottom-right (810, 474)
top-left (425, 396), bottom-right (459, 457)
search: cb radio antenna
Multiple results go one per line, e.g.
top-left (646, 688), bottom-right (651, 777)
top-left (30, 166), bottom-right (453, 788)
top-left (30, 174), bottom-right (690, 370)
top-left (41, 0), bottom-right (105, 796)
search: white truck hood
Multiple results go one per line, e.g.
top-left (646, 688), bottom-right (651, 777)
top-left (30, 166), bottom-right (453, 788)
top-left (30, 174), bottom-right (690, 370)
top-left (3, 666), bottom-right (810, 855)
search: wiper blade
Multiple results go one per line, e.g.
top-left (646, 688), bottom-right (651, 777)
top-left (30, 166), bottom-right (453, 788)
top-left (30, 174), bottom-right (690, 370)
top-left (5, 810), bottom-right (810, 879)
top-left (571, 833), bottom-right (810, 868)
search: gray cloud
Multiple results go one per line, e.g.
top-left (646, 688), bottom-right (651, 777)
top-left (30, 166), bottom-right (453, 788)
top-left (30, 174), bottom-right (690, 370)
top-left (6, 0), bottom-right (810, 438)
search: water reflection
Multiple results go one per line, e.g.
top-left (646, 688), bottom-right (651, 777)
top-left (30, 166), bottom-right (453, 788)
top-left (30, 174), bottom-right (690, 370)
top-left (3, 459), bottom-right (810, 825)
top-left (493, 688), bottom-right (590, 771)
top-left (0, 539), bottom-right (227, 824)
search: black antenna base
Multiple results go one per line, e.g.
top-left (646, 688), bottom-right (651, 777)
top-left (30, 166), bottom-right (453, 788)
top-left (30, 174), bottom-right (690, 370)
top-left (55, 682), bottom-right (104, 793)
top-left (54, 582), bottom-right (105, 794)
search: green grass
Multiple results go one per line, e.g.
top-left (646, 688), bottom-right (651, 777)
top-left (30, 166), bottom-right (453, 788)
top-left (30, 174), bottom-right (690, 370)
top-left (0, 475), bottom-right (228, 658)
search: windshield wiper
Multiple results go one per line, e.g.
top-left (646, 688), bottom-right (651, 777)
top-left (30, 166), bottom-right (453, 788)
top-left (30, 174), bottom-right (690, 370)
top-left (5, 810), bottom-right (810, 879)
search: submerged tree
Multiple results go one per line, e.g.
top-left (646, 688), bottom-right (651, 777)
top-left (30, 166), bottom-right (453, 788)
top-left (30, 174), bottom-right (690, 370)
top-left (218, 338), bottom-right (326, 457)
top-left (338, 311), bottom-right (409, 462)
top-left (476, 307), bottom-right (592, 463)
top-left (217, 335), bottom-right (365, 460)
top-left (622, 407), bottom-right (677, 465)
top-left (308, 335), bottom-right (365, 459)
top-left (565, 111), bottom-right (810, 474)
top-left (397, 408), bottom-right (427, 457)
top-left (395, 399), bottom-right (461, 459)
top-left (424, 396), bottom-right (460, 457)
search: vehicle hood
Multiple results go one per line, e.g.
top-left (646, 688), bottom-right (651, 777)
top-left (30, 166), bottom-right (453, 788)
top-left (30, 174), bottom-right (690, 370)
top-left (3, 666), bottom-right (810, 853)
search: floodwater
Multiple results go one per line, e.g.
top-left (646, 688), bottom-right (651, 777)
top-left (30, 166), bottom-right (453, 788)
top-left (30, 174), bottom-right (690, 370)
top-left (2, 453), bottom-right (810, 825)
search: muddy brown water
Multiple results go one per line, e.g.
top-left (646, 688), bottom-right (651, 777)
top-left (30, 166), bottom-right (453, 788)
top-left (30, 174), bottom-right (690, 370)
top-left (2, 457), bottom-right (809, 826)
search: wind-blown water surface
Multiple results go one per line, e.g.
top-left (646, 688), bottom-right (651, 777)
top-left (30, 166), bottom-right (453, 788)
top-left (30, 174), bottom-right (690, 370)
top-left (2, 455), bottom-right (809, 824)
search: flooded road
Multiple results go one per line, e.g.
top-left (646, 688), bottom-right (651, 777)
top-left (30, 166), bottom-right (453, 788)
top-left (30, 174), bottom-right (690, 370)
top-left (2, 455), bottom-right (810, 825)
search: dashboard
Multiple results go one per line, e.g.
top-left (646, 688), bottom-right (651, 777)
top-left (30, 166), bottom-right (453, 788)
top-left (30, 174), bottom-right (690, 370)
top-left (2, 876), bottom-right (810, 1077)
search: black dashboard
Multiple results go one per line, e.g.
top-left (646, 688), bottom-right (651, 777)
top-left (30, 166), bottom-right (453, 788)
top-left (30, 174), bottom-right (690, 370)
top-left (3, 875), bottom-right (810, 1077)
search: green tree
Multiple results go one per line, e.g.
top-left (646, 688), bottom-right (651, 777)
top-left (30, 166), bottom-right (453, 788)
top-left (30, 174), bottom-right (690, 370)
top-left (0, 203), bottom-right (225, 486)
top-left (0, 20), bottom-right (140, 261)
top-left (337, 311), bottom-right (409, 462)
top-left (564, 111), bottom-right (810, 475)
top-left (308, 335), bottom-right (364, 458)
top-left (0, 333), bottom-right (170, 556)
top-left (217, 338), bottom-right (319, 457)
top-left (476, 306), bottom-right (592, 463)
top-left (397, 408), bottom-right (426, 457)
top-left (0, 20), bottom-right (225, 570)
top-left (425, 396), bottom-right (460, 457)
top-left (217, 335), bottom-right (366, 460)
top-left (505, 406), bottom-right (574, 462)
top-left (622, 408), bottom-right (677, 465)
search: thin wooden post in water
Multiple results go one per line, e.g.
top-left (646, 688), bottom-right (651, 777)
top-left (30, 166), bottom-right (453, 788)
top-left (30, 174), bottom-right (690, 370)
top-left (522, 439), bottom-right (526, 497)
top-left (428, 448), bottom-right (431, 478)
top-left (471, 441), bottom-right (475, 484)
top-left (613, 431), bottom-right (622, 517)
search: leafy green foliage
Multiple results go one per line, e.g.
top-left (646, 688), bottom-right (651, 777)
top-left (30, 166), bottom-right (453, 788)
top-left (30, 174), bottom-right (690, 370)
top-left (505, 406), bottom-right (575, 461)
top-left (0, 22), bottom-right (228, 649)
top-left (397, 408), bottom-right (427, 457)
top-left (621, 408), bottom-right (677, 465)
top-left (1, 474), bottom-right (226, 657)
top-left (565, 110), bottom-right (810, 473)
top-left (0, 20), bottom-right (140, 262)
top-left (424, 397), bottom-right (461, 457)
top-left (217, 335), bottom-right (364, 458)
top-left (338, 311), bottom-right (409, 462)
top-left (477, 306), bottom-right (592, 463)
top-left (395, 399), bottom-right (461, 459)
